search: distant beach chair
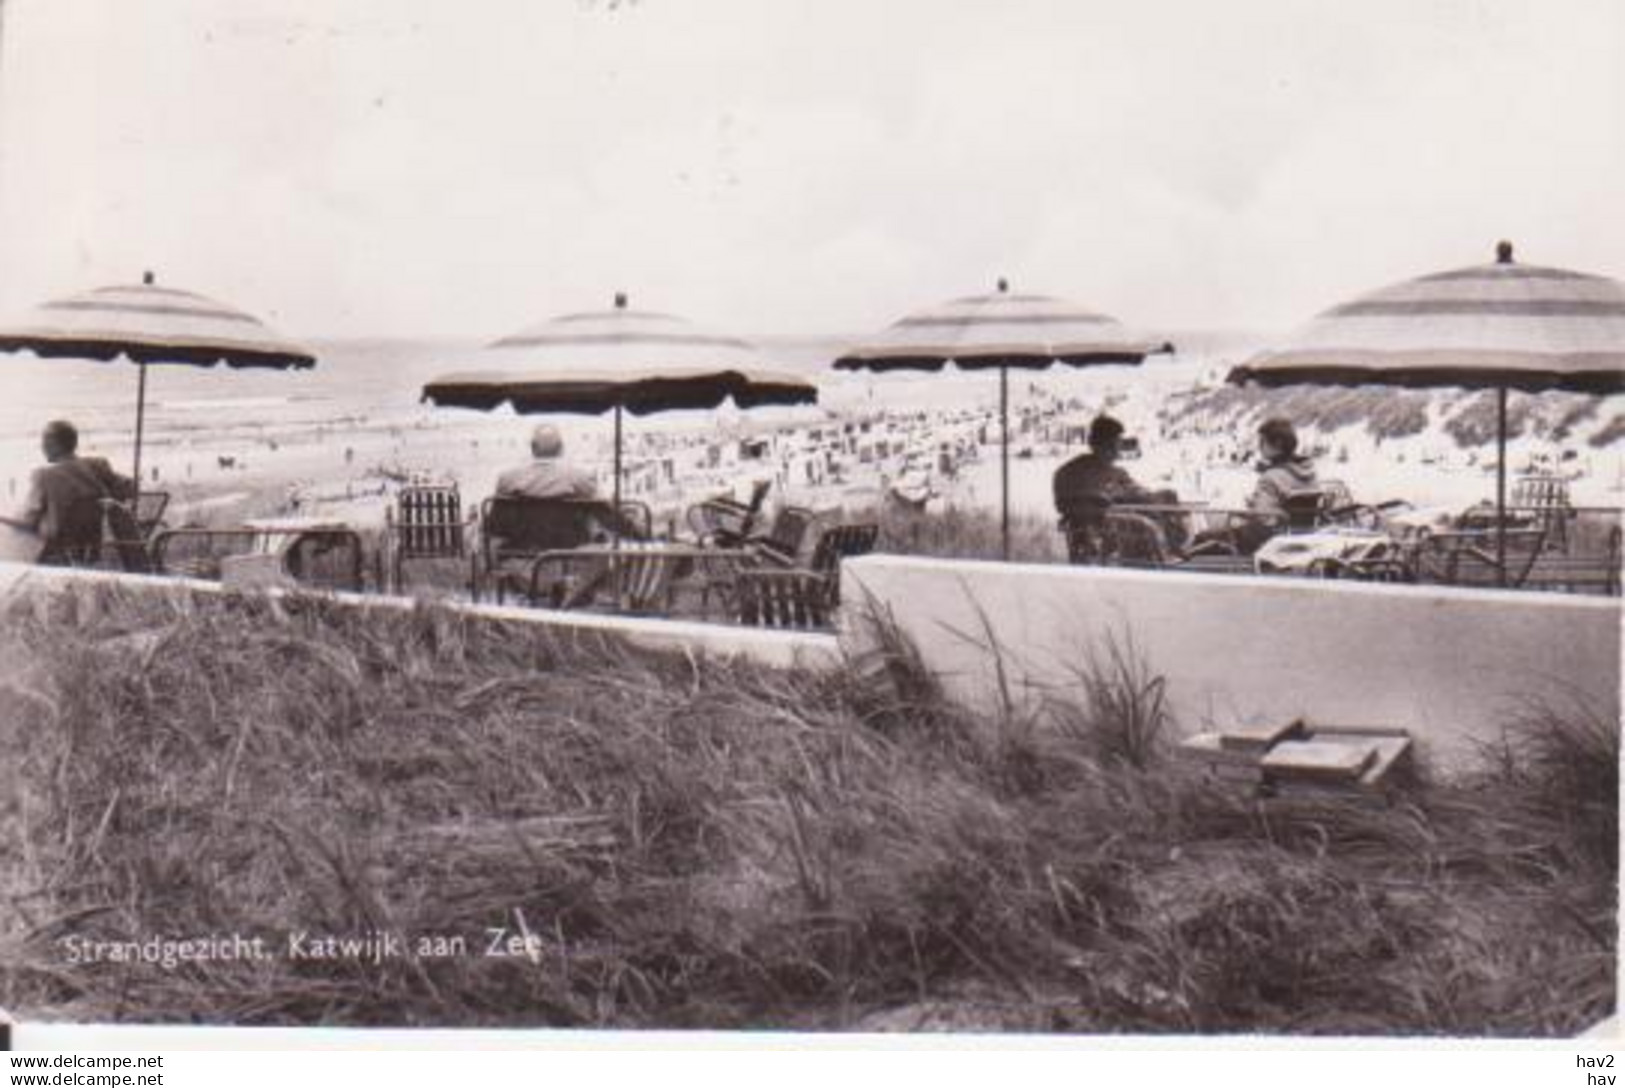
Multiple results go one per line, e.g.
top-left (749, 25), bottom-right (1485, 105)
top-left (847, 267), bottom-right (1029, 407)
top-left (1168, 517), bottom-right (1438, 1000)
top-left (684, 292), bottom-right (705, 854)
top-left (382, 483), bottom-right (472, 592)
top-left (733, 568), bottom-right (835, 630)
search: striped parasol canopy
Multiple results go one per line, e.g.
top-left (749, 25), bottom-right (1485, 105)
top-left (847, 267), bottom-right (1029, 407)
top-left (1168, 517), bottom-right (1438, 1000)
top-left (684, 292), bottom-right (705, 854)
top-left (424, 293), bottom-right (817, 542)
top-left (0, 275), bottom-right (316, 370)
top-left (834, 279), bottom-right (1165, 373)
top-left (1228, 242), bottom-right (1625, 395)
top-left (0, 272), bottom-right (316, 498)
top-left (1228, 241), bottom-right (1625, 585)
top-left (834, 278), bottom-right (1168, 558)
top-left (423, 293), bottom-right (816, 417)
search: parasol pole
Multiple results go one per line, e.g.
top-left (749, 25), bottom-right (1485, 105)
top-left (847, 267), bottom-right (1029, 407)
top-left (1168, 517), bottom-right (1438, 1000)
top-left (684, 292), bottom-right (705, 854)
top-left (993, 276), bottom-right (1013, 561)
top-left (613, 403), bottom-right (624, 542)
top-left (131, 360), bottom-right (147, 505)
top-left (1496, 385), bottom-right (1508, 587)
top-left (1000, 364), bottom-right (1010, 560)
top-left (129, 269), bottom-right (161, 506)
top-left (611, 291), bottom-right (627, 552)
top-left (612, 402), bottom-right (625, 609)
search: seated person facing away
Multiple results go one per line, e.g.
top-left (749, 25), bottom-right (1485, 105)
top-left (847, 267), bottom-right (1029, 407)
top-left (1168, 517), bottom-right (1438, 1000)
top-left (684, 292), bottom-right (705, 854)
top-left (0, 419), bottom-right (134, 564)
top-left (1053, 414), bottom-right (1175, 529)
top-left (1230, 417), bottom-right (1319, 554)
top-left (492, 422), bottom-right (641, 550)
top-left (496, 423), bottom-right (599, 501)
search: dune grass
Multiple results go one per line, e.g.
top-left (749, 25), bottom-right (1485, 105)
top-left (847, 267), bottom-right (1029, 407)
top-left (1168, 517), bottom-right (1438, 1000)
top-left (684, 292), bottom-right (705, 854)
top-left (0, 581), bottom-right (1613, 1033)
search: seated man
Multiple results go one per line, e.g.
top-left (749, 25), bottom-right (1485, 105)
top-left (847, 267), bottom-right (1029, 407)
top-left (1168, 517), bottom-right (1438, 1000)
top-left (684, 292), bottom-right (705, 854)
top-left (496, 423), bottom-right (599, 501)
top-left (0, 420), bottom-right (134, 564)
top-left (1053, 414), bottom-right (1175, 525)
top-left (493, 421), bottom-right (639, 540)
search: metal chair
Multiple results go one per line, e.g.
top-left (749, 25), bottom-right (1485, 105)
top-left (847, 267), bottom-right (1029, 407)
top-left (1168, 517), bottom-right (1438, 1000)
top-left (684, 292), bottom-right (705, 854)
top-left (686, 479), bottom-right (771, 547)
top-left (476, 496), bottom-right (648, 603)
top-left (133, 491), bottom-right (170, 541)
top-left (1101, 511), bottom-right (1175, 567)
top-left (35, 494), bottom-right (106, 567)
top-left (1510, 474), bottom-right (1573, 554)
top-left (806, 522), bottom-right (879, 603)
top-left (1522, 523), bottom-right (1621, 595)
top-left (745, 505), bottom-right (819, 567)
top-left (527, 545), bottom-right (684, 615)
top-left (1410, 526), bottom-right (1548, 589)
top-left (382, 484), bottom-right (472, 592)
top-left (100, 499), bottom-right (154, 574)
top-left (733, 568), bottom-right (835, 630)
top-left (1060, 496), bottom-right (1114, 565)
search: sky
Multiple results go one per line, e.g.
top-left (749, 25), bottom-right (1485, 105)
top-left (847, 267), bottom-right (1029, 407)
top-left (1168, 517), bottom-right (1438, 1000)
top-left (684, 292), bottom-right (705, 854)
top-left (0, 0), bottom-right (1620, 341)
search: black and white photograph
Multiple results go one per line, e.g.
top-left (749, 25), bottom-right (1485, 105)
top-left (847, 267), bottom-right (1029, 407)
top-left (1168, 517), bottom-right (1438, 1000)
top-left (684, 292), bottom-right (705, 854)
top-left (0, 0), bottom-right (1619, 1057)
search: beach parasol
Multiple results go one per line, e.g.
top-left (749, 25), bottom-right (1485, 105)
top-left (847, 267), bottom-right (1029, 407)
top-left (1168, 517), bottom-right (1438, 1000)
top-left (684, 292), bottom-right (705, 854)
top-left (834, 279), bottom-right (1168, 558)
top-left (1228, 241), bottom-right (1625, 583)
top-left (0, 272), bottom-right (317, 498)
top-left (421, 293), bottom-right (818, 531)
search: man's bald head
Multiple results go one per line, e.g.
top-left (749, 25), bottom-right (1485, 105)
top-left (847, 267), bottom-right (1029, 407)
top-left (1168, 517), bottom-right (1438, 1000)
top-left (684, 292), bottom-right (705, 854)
top-left (530, 423), bottom-right (565, 459)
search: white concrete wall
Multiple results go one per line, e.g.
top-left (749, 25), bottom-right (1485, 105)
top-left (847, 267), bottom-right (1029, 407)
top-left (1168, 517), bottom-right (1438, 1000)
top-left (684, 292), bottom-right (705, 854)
top-left (0, 562), bottom-right (842, 672)
top-left (840, 555), bottom-right (1622, 772)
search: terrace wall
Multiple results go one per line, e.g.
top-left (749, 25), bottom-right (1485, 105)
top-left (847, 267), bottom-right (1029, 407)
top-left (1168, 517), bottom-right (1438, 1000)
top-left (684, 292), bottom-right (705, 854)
top-left (6, 558), bottom-right (1618, 774)
top-left (840, 555), bottom-right (1622, 772)
top-left (0, 562), bottom-right (842, 672)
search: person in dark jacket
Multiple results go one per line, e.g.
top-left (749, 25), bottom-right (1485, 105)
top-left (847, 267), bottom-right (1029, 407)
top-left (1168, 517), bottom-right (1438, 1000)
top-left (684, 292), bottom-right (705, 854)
top-left (1, 420), bottom-right (134, 563)
top-left (1053, 415), bottom-right (1169, 527)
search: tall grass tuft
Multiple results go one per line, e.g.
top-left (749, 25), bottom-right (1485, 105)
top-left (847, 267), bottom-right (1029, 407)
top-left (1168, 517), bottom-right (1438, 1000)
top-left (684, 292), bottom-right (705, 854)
top-left (0, 580), bottom-right (1614, 1034)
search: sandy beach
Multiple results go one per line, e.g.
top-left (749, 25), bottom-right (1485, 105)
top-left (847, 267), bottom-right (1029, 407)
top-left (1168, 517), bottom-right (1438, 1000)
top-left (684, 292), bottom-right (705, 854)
top-left (4, 336), bottom-right (1620, 557)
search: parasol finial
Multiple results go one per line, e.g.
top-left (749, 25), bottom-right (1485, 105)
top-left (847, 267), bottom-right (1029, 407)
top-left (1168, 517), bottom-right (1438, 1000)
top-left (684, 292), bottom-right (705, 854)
top-left (996, 277), bottom-right (1009, 293)
top-left (1496, 240), bottom-right (1514, 264)
top-left (614, 291), bottom-right (628, 309)
top-left (142, 270), bottom-right (155, 285)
